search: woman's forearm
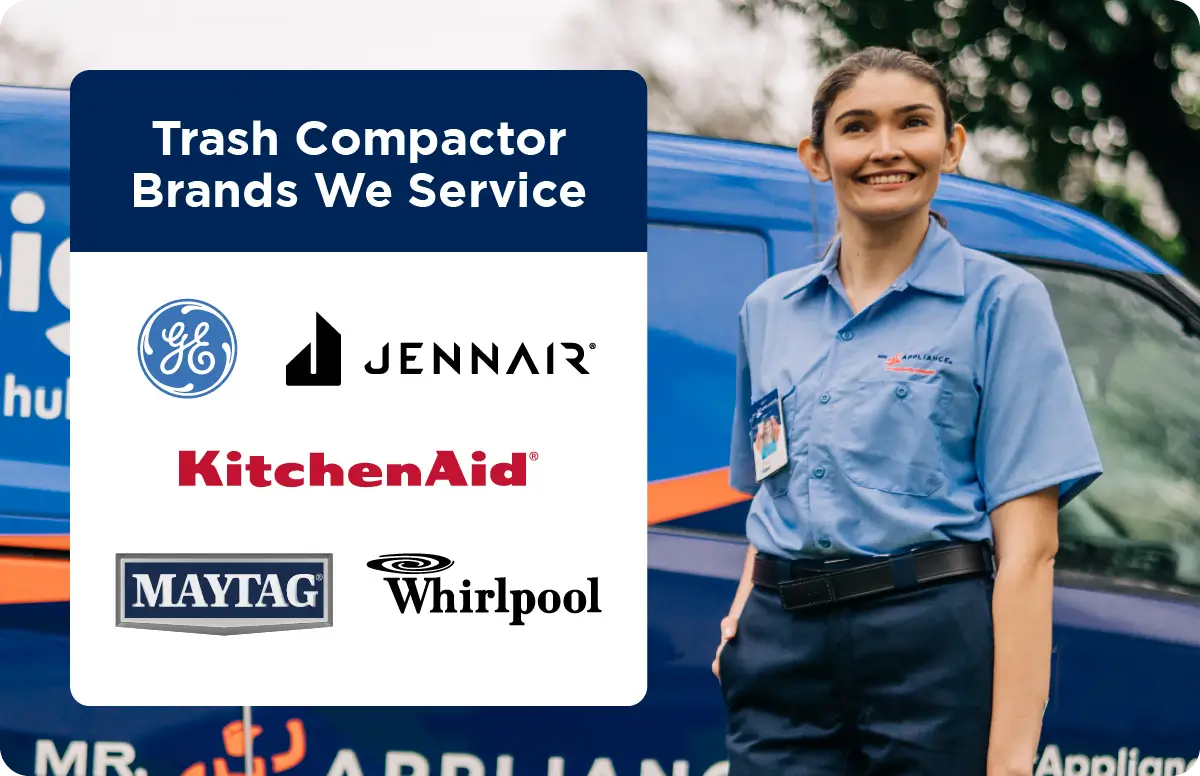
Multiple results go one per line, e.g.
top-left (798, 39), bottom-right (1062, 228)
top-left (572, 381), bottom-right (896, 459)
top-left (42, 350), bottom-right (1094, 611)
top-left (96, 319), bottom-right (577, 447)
top-left (728, 544), bottom-right (757, 621)
top-left (988, 550), bottom-right (1056, 772)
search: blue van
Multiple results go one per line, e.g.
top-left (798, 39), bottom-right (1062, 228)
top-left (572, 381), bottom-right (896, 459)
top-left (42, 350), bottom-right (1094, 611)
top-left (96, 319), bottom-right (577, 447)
top-left (1, 84), bottom-right (1198, 776)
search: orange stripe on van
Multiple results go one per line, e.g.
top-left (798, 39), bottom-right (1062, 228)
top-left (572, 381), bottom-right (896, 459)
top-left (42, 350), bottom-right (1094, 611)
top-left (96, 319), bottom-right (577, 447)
top-left (0, 556), bottom-right (68, 604)
top-left (0, 535), bottom-right (69, 551)
top-left (648, 468), bottom-right (750, 525)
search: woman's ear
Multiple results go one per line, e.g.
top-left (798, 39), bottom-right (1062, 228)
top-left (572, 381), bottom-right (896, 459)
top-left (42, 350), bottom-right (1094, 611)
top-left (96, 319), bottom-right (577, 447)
top-left (798, 137), bottom-right (831, 182)
top-left (941, 124), bottom-right (968, 173)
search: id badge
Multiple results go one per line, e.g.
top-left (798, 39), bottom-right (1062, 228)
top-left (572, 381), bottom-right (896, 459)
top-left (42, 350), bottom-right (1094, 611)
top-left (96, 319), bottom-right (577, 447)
top-left (749, 389), bottom-right (788, 482)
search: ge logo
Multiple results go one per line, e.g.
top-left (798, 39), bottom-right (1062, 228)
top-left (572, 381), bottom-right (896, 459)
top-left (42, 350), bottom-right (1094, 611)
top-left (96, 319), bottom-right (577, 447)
top-left (138, 299), bottom-right (237, 398)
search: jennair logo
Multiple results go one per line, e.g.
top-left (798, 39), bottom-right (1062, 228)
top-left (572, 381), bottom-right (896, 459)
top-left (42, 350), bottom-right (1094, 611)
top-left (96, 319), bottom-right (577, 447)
top-left (116, 553), bottom-right (332, 635)
top-left (286, 312), bottom-right (341, 386)
top-left (367, 553), bottom-right (601, 626)
top-left (285, 312), bottom-right (593, 386)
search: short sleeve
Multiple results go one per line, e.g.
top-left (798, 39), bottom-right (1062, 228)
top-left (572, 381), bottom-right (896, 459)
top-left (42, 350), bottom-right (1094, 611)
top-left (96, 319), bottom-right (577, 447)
top-left (729, 306), bottom-right (758, 496)
top-left (976, 279), bottom-right (1103, 512)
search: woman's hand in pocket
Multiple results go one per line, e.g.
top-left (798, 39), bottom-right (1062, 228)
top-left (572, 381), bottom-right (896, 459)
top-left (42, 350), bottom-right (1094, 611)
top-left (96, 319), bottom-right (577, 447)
top-left (712, 615), bottom-right (738, 680)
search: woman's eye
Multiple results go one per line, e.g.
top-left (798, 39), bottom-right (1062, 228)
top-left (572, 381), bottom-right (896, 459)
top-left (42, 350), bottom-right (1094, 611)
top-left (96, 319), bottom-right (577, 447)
top-left (842, 122), bottom-right (866, 133)
top-left (905, 117), bottom-right (929, 128)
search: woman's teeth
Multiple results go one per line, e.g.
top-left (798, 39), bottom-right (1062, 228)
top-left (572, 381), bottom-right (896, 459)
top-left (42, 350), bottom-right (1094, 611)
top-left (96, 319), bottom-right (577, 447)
top-left (865, 174), bottom-right (912, 185)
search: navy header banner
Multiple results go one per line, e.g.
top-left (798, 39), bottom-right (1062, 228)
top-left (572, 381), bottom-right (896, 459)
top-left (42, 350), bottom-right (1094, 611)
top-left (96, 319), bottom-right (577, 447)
top-left (69, 70), bottom-right (647, 252)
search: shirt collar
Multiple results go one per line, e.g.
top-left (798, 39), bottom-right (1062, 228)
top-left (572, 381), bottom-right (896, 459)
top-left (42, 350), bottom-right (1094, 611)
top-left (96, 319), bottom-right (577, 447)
top-left (783, 215), bottom-right (966, 300)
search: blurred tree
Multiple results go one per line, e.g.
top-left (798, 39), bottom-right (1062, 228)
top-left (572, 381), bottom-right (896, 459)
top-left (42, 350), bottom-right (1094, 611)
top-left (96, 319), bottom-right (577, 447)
top-left (558, 0), bottom-right (819, 145)
top-left (731, 0), bottom-right (1200, 281)
top-left (0, 27), bottom-right (64, 87)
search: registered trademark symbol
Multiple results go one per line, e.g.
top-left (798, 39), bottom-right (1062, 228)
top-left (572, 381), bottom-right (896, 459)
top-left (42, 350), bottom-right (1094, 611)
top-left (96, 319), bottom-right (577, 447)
top-left (589, 343), bottom-right (595, 349)
top-left (315, 574), bottom-right (324, 581)
top-left (529, 452), bottom-right (539, 461)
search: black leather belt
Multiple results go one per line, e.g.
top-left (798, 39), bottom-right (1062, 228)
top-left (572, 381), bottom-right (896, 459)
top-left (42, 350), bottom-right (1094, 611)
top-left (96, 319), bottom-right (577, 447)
top-left (753, 542), bottom-right (994, 612)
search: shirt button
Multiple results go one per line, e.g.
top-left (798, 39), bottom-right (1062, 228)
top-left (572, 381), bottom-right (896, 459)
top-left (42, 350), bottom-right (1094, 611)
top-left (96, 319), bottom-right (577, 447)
top-left (895, 385), bottom-right (908, 398)
top-left (840, 331), bottom-right (853, 341)
top-left (813, 467), bottom-right (826, 479)
top-left (819, 393), bottom-right (830, 404)
top-left (818, 538), bottom-right (832, 549)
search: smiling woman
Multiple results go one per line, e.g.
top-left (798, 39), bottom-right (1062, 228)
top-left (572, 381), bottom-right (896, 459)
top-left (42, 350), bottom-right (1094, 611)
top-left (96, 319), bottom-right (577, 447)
top-left (799, 51), bottom-right (966, 262)
top-left (714, 46), bottom-right (1104, 776)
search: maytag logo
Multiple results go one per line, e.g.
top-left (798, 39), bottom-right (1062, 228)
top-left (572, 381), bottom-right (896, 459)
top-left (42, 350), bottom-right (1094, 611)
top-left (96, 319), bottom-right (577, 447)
top-left (116, 553), bottom-right (332, 635)
top-left (285, 312), bottom-right (592, 387)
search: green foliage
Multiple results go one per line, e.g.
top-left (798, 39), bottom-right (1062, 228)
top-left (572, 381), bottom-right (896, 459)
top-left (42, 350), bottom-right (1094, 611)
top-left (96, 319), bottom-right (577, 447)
top-left (1083, 186), bottom-right (1192, 273)
top-left (733, 0), bottom-right (1200, 282)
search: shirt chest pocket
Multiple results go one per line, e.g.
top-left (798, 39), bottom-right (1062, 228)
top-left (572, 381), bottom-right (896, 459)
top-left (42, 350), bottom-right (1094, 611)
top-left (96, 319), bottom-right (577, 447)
top-left (830, 380), bottom-right (950, 497)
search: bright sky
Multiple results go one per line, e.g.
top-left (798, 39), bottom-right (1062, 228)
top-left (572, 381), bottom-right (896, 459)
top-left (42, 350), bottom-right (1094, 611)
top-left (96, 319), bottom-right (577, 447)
top-left (1, 0), bottom-right (598, 74)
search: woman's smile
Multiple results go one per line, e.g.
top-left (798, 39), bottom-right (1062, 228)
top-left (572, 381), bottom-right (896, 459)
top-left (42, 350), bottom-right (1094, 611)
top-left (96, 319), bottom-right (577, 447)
top-left (856, 170), bottom-right (920, 190)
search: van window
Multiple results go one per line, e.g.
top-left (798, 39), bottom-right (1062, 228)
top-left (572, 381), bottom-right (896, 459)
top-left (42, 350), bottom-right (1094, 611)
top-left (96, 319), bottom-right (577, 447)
top-left (648, 224), bottom-right (769, 483)
top-left (1028, 265), bottom-right (1200, 597)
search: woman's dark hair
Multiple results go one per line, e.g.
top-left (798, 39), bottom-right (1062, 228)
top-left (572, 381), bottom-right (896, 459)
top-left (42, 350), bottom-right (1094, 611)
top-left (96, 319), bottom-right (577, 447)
top-left (810, 46), bottom-right (955, 151)
top-left (810, 47), bottom-right (956, 229)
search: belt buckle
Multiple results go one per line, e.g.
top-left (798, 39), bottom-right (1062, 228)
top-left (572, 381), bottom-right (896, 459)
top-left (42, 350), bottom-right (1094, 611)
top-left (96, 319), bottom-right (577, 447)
top-left (778, 575), bottom-right (836, 611)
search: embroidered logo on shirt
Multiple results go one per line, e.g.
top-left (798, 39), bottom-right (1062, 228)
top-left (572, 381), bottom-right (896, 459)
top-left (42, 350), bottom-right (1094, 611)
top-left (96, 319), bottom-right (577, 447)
top-left (879, 353), bottom-right (952, 375)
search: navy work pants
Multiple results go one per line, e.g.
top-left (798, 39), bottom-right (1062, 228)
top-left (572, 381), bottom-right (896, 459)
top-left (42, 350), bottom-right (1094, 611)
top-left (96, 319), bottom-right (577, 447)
top-left (719, 564), bottom-right (995, 775)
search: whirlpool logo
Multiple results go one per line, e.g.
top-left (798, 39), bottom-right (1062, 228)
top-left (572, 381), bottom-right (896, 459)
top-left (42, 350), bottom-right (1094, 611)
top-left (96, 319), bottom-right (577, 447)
top-left (116, 553), bottom-right (332, 635)
top-left (367, 553), bottom-right (601, 626)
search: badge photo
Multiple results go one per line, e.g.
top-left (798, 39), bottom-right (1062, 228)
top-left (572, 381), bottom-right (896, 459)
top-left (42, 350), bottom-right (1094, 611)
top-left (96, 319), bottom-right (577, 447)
top-left (749, 389), bottom-right (788, 482)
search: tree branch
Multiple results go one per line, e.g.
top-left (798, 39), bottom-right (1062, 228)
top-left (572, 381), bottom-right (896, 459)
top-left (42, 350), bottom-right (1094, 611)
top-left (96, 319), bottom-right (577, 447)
top-left (985, 0), bottom-right (1198, 278)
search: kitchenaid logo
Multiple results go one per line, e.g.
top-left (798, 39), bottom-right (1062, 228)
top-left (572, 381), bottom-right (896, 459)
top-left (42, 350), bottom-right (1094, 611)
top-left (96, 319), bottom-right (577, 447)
top-left (178, 450), bottom-right (535, 487)
top-left (367, 553), bottom-right (601, 626)
top-left (116, 553), bottom-right (332, 635)
top-left (285, 312), bottom-right (593, 387)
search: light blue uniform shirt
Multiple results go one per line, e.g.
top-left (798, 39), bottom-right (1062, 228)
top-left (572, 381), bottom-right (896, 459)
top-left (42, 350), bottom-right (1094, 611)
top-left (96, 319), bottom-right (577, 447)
top-left (729, 216), bottom-right (1103, 559)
